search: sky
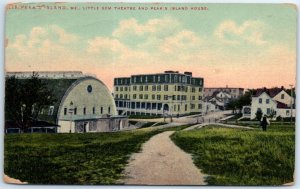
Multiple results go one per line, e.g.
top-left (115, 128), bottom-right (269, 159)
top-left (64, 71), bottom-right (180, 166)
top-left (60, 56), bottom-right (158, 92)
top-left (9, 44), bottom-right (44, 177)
top-left (5, 3), bottom-right (297, 90)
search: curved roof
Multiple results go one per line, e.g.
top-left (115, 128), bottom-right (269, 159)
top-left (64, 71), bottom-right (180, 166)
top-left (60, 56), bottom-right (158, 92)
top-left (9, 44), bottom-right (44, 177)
top-left (38, 78), bottom-right (78, 123)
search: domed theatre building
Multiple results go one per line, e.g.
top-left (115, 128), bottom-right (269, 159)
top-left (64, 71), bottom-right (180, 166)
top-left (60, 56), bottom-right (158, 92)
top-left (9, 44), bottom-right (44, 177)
top-left (6, 71), bottom-right (128, 133)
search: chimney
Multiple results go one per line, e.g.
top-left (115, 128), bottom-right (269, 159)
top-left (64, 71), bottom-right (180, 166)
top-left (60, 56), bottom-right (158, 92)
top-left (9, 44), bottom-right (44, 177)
top-left (184, 72), bottom-right (192, 76)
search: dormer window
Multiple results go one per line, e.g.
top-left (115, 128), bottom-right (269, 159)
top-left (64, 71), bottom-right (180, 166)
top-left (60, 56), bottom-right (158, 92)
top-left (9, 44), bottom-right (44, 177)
top-left (281, 94), bottom-right (284, 99)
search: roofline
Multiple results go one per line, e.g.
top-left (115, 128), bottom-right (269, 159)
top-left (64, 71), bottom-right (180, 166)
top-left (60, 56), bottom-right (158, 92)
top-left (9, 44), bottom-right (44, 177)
top-left (204, 87), bottom-right (244, 90)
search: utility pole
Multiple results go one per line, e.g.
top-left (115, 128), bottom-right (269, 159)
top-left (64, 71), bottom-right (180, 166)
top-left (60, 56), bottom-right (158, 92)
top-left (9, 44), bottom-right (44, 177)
top-left (289, 84), bottom-right (293, 126)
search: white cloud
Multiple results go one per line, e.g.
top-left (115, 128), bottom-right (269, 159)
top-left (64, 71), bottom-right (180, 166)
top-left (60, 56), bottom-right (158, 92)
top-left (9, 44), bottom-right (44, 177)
top-left (160, 30), bottom-right (201, 54)
top-left (214, 20), bottom-right (267, 45)
top-left (112, 16), bottom-right (180, 38)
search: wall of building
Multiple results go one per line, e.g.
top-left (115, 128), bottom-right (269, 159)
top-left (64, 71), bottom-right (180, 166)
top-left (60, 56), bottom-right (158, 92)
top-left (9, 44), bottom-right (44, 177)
top-left (273, 90), bottom-right (294, 106)
top-left (250, 93), bottom-right (277, 119)
top-left (57, 77), bottom-right (118, 133)
top-left (114, 72), bottom-right (204, 116)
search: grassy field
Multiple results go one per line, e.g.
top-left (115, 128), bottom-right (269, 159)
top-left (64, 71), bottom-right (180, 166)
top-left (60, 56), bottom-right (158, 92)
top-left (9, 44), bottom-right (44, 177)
top-left (4, 126), bottom-right (186, 184)
top-left (171, 124), bottom-right (295, 185)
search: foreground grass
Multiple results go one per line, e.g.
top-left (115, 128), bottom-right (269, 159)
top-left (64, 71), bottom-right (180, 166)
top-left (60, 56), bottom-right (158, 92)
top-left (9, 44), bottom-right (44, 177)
top-left (4, 125), bottom-right (186, 184)
top-left (171, 125), bottom-right (295, 185)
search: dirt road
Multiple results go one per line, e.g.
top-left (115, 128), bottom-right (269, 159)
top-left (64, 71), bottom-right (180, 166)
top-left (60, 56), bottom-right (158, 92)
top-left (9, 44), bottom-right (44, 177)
top-left (120, 131), bottom-right (206, 185)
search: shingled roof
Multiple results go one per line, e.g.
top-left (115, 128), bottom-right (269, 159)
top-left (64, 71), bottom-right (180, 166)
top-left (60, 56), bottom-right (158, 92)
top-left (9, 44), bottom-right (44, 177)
top-left (255, 87), bottom-right (285, 98)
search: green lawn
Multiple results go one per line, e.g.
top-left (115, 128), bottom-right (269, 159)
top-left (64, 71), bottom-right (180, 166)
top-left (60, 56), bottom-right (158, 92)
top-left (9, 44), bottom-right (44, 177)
top-left (171, 125), bottom-right (295, 185)
top-left (4, 126), bottom-right (186, 184)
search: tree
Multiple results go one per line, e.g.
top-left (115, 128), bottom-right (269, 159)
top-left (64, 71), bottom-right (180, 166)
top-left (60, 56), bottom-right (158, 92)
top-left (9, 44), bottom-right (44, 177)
top-left (226, 99), bottom-right (238, 113)
top-left (5, 73), bottom-right (56, 131)
top-left (255, 109), bottom-right (263, 121)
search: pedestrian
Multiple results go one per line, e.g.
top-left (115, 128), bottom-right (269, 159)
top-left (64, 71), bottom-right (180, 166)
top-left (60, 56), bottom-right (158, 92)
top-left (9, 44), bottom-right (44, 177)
top-left (260, 115), bottom-right (270, 131)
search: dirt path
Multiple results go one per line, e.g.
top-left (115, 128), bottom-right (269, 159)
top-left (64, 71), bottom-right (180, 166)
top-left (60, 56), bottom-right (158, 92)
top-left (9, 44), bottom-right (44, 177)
top-left (120, 131), bottom-right (206, 185)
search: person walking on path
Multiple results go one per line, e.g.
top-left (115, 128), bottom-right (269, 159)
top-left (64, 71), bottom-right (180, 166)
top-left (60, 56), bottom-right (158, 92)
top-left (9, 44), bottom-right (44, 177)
top-left (261, 115), bottom-right (270, 131)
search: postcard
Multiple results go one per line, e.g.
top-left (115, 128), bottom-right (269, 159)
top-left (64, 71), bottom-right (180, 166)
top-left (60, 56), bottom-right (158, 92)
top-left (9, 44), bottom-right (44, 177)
top-left (4, 2), bottom-right (296, 186)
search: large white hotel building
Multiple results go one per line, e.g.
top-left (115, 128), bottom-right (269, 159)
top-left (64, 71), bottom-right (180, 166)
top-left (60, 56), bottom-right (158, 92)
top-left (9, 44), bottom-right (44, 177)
top-left (113, 71), bottom-right (204, 117)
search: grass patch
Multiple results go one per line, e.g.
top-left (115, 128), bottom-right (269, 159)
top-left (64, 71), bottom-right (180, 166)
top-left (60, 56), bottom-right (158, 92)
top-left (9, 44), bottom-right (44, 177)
top-left (171, 125), bottom-right (295, 185)
top-left (4, 125), bottom-right (188, 184)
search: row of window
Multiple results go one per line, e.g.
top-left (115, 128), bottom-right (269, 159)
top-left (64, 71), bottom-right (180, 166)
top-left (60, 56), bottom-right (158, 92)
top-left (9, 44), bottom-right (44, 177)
top-left (116, 101), bottom-right (202, 110)
top-left (258, 98), bottom-right (270, 104)
top-left (115, 93), bottom-right (203, 100)
top-left (115, 85), bottom-right (203, 93)
top-left (63, 106), bottom-right (111, 116)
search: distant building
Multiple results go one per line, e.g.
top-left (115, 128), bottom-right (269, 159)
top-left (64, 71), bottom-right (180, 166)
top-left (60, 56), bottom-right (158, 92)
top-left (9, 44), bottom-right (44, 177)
top-left (204, 87), bottom-right (244, 99)
top-left (113, 71), bottom-right (204, 117)
top-left (242, 87), bottom-right (295, 120)
top-left (5, 71), bottom-right (128, 133)
top-left (204, 91), bottom-right (232, 111)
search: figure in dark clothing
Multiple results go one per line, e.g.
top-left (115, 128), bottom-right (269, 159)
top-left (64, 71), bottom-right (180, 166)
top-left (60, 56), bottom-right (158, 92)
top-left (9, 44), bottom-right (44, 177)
top-left (261, 116), bottom-right (269, 131)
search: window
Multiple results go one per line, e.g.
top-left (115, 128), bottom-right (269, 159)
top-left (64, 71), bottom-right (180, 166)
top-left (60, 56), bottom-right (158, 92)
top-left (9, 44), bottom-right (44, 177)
top-left (120, 87), bottom-right (123, 91)
top-left (259, 98), bottom-right (262, 104)
top-left (83, 107), bottom-right (86, 115)
top-left (139, 85), bottom-right (143, 91)
top-left (199, 87), bottom-right (202, 92)
top-left (139, 94), bottom-right (143, 99)
top-left (192, 96), bottom-right (195, 100)
top-left (267, 108), bottom-right (270, 114)
top-left (152, 94), bottom-right (155, 100)
top-left (133, 86), bottom-right (137, 91)
top-left (125, 87), bottom-right (128, 91)
top-left (281, 94), bottom-right (285, 99)
top-left (192, 87), bottom-right (195, 93)
top-left (120, 94), bottom-right (123, 99)
top-left (164, 95), bottom-right (168, 100)
top-left (177, 95), bottom-right (180, 100)
top-left (266, 99), bottom-right (270, 104)
top-left (185, 104), bottom-right (188, 111)
top-left (93, 107), bottom-right (95, 114)
top-left (125, 94), bottom-right (127, 99)
top-left (172, 95), bottom-right (176, 100)
top-left (48, 106), bottom-right (54, 115)
top-left (157, 85), bottom-right (161, 91)
top-left (116, 87), bottom-right (119, 91)
top-left (157, 95), bottom-right (161, 100)
top-left (145, 85), bottom-right (148, 91)
top-left (108, 106), bottom-right (111, 114)
top-left (198, 104), bottom-right (202, 109)
top-left (133, 94), bottom-right (137, 99)
top-left (286, 110), bottom-right (290, 116)
top-left (144, 94), bottom-right (148, 99)
top-left (164, 85), bottom-right (168, 91)
top-left (64, 108), bottom-right (67, 115)
top-left (115, 94), bottom-right (118, 98)
top-left (100, 107), bottom-right (103, 114)
top-left (74, 107), bottom-right (77, 115)
top-left (191, 104), bottom-right (195, 109)
top-left (198, 96), bottom-right (202, 100)
top-left (152, 85), bottom-right (156, 91)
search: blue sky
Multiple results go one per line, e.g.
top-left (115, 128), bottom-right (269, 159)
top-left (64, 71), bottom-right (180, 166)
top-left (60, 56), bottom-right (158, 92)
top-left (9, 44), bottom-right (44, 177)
top-left (5, 3), bottom-right (297, 89)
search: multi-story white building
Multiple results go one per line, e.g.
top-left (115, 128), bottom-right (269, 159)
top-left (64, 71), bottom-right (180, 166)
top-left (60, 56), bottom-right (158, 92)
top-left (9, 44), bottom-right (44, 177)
top-left (113, 71), bottom-right (204, 117)
top-left (243, 87), bottom-right (295, 120)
